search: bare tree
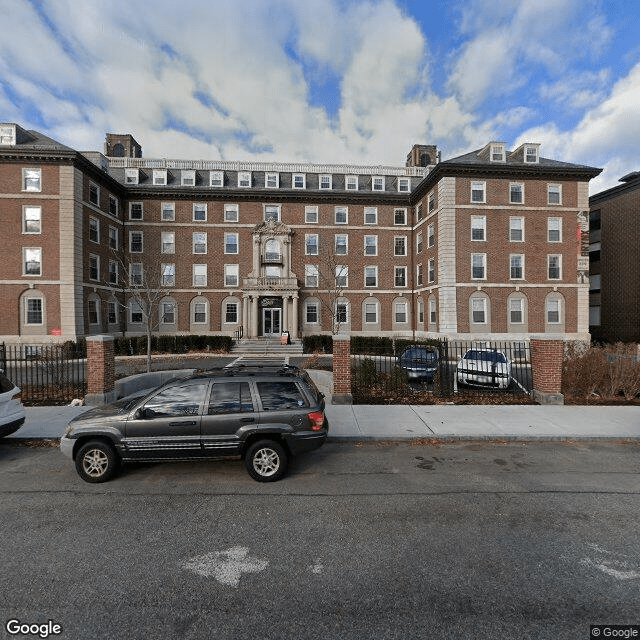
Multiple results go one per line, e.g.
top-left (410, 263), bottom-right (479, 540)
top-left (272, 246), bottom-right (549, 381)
top-left (108, 250), bottom-right (176, 372)
top-left (312, 243), bottom-right (349, 335)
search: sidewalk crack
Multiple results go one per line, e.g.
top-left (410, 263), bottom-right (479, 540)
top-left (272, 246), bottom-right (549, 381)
top-left (410, 405), bottom-right (436, 435)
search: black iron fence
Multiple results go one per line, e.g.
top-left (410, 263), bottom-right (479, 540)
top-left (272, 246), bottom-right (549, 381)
top-left (0, 343), bottom-right (87, 405)
top-left (351, 339), bottom-right (533, 404)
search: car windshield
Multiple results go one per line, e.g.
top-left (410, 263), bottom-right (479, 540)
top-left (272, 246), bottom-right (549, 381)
top-left (402, 348), bottom-right (437, 362)
top-left (463, 350), bottom-right (507, 364)
top-left (0, 373), bottom-right (16, 394)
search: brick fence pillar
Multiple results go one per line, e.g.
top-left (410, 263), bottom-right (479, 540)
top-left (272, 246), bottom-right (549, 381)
top-left (530, 338), bottom-right (564, 405)
top-left (85, 335), bottom-right (116, 406)
top-left (332, 334), bottom-right (352, 405)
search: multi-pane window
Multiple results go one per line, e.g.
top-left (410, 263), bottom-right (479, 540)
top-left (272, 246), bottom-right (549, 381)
top-left (193, 232), bottom-right (207, 254)
top-left (161, 302), bottom-right (175, 324)
top-left (525, 145), bottom-right (539, 163)
top-left (88, 299), bottom-right (99, 325)
top-left (194, 301), bottom-right (207, 324)
top-left (471, 181), bottom-right (486, 203)
top-left (89, 255), bottom-right (100, 281)
top-left (181, 170), bottom-right (195, 186)
top-left (509, 217), bottom-right (524, 242)
top-left (471, 253), bottom-right (486, 279)
top-left (428, 191), bottom-right (435, 212)
top-left (427, 223), bottom-right (435, 247)
top-left (394, 208), bottom-right (407, 225)
top-left (510, 298), bottom-right (524, 324)
top-left (161, 232), bottom-right (175, 254)
top-left (225, 233), bottom-right (239, 254)
top-left (510, 183), bottom-right (524, 204)
top-left (89, 218), bottom-right (100, 243)
top-left (335, 206), bottom-right (348, 224)
top-left (335, 266), bottom-right (348, 287)
top-left (129, 300), bottom-right (143, 324)
top-left (320, 175), bottom-right (332, 190)
top-left (335, 303), bottom-right (348, 324)
top-left (193, 203), bottom-right (207, 221)
top-left (125, 169), bottom-right (139, 185)
top-left (547, 298), bottom-right (561, 323)
top-left (224, 204), bottom-right (239, 222)
top-left (346, 175), bottom-right (358, 190)
top-left (293, 174), bottom-right (306, 189)
top-left (107, 302), bottom-right (117, 325)
top-left (161, 202), bottom-right (175, 221)
top-left (305, 234), bottom-right (319, 255)
top-left (265, 172), bottom-right (279, 188)
top-left (428, 258), bottom-right (435, 283)
top-left (398, 178), bottom-right (410, 193)
top-left (129, 263), bottom-right (143, 286)
top-left (395, 266), bottom-right (407, 287)
top-left (108, 260), bottom-right (118, 285)
top-left (23, 168), bottom-right (41, 192)
top-left (129, 231), bottom-right (143, 253)
top-left (109, 196), bottom-right (118, 216)
top-left (364, 207), bottom-right (377, 224)
top-left (161, 264), bottom-right (175, 287)
top-left (193, 264), bottom-right (207, 287)
top-left (417, 264), bottom-right (423, 287)
top-left (395, 302), bottom-right (407, 323)
top-left (510, 254), bottom-right (524, 279)
top-left (23, 206), bottom-right (41, 233)
top-left (429, 299), bottom-right (437, 325)
top-left (24, 248), bottom-right (42, 275)
top-left (491, 144), bottom-right (505, 162)
top-left (364, 301), bottom-right (377, 323)
top-left (89, 183), bottom-right (100, 205)
top-left (264, 205), bottom-right (280, 222)
top-left (417, 232), bottom-right (423, 253)
top-left (364, 235), bottom-right (377, 256)
top-left (548, 217), bottom-right (562, 242)
top-left (25, 298), bottom-right (43, 324)
top-left (210, 171), bottom-right (224, 187)
top-left (548, 255), bottom-right (562, 280)
top-left (153, 170), bottom-right (167, 186)
top-left (394, 236), bottom-right (407, 256)
top-left (471, 297), bottom-right (486, 323)
top-left (305, 206), bottom-right (318, 223)
top-left (129, 202), bottom-right (143, 220)
top-left (238, 172), bottom-right (251, 187)
top-left (109, 227), bottom-right (118, 250)
top-left (225, 303), bottom-right (238, 324)
top-left (364, 266), bottom-right (378, 287)
top-left (372, 176), bottom-right (384, 191)
top-left (548, 184), bottom-right (561, 204)
top-left (418, 300), bottom-right (424, 324)
top-left (416, 203), bottom-right (423, 221)
top-left (335, 234), bottom-right (348, 255)
top-left (305, 265), bottom-right (319, 288)
top-left (306, 302), bottom-right (318, 324)
top-left (224, 264), bottom-right (239, 287)
top-left (471, 216), bottom-right (486, 241)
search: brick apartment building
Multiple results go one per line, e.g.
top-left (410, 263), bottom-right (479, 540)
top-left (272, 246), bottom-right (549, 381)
top-left (0, 122), bottom-right (601, 345)
top-left (589, 171), bottom-right (640, 342)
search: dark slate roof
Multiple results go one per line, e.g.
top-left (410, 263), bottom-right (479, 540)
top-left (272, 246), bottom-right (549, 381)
top-left (442, 148), bottom-right (598, 172)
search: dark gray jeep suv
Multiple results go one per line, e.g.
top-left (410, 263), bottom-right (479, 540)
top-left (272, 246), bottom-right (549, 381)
top-left (60, 364), bottom-right (328, 483)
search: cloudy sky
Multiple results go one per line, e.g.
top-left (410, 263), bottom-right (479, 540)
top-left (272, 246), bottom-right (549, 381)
top-left (1, 0), bottom-right (638, 192)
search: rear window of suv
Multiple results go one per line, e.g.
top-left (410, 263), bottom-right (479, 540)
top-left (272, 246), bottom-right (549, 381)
top-left (208, 381), bottom-right (254, 414)
top-left (257, 381), bottom-right (309, 410)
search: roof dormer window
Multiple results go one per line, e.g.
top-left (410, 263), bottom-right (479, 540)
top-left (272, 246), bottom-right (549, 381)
top-left (490, 144), bottom-right (505, 162)
top-left (181, 170), bottom-right (195, 186)
top-left (524, 145), bottom-right (539, 163)
top-left (265, 172), bottom-right (279, 188)
top-left (125, 168), bottom-right (139, 185)
top-left (0, 124), bottom-right (16, 146)
top-left (238, 171), bottom-right (251, 188)
top-left (153, 170), bottom-right (167, 186)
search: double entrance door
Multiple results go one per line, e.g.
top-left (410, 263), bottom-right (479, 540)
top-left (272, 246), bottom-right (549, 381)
top-left (262, 308), bottom-right (281, 337)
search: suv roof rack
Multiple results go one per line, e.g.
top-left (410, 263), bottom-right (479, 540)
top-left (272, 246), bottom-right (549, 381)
top-left (222, 362), bottom-right (300, 377)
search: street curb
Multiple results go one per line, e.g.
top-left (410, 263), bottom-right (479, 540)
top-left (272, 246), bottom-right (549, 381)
top-left (326, 435), bottom-right (640, 443)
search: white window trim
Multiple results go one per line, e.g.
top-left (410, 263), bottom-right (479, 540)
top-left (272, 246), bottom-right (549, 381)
top-left (22, 206), bottom-right (41, 235)
top-left (335, 265), bottom-right (348, 288)
top-left (193, 264), bottom-right (207, 287)
top-left (224, 264), bottom-right (240, 287)
top-left (22, 168), bottom-right (42, 192)
top-left (471, 215), bottom-right (486, 241)
top-left (490, 144), bottom-right (506, 162)
top-left (471, 296), bottom-right (488, 324)
top-left (395, 301), bottom-right (408, 323)
top-left (129, 231), bottom-right (144, 253)
top-left (509, 217), bottom-right (524, 242)
top-left (124, 168), bottom-right (139, 185)
top-left (524, 145), bottom-right (539, 164)
top-left (88, 217), bottom-right (100, 244)
top-left (161, 231), bottom-right (175, 254)
top-left (335, 206), bottom-right (348, 224)
top-left (364, 235), bottom-right (378, 256)
top-left (305, 205), bottom-right (318, 223)
top-left (546, 298), bottom-right (562, 323)
top-left (210, 171), bottom-right (224, 187)
top-left (265, 172), bottom-right (279, 189)
top-left (224, 204), bottom-right (239, 223)
top-left (471, 181), bottom-right (486, 204)
top-left (161, 202), bottom-right (175, 221)
top-left (24, 296), bottom-right (44, 325)
top-left (364, 266), bottom-right (378, 288)
top-left (372, 176), bottom-right (385, 191)
top-left (193, 203), bottom-right (207, 222)
top-left (108, 195), bottom-right (118, 216)
top-left (509, 182), bottom-right (525, 205)
top-left (320, 174), bottom-right (332, 190)
top-left (398, 177), bottom-right (410, 193)
top-left (471, 253), bottom-right (486, 280)
top-left (238, 171), bottom-right (251, 188)
top-left (89, 254), bottom-right (100, 282)
top-left (305, 234), bottom-right (319, 256)
top-left (305, 301), bottom-right (319, 324)
top-left (364, 301), bottom-right (378, 324)
top-left (193, 300), bottom-right (208, 324)
top-left (345, 175), bottom-right (358, 191)
top-left (89, 182), bottom-right (100, 205)
top-left (548, 254), bottom-right (562, 280)
top-left (509, 297), bottom-right (525, 324)
top-left (293, 174), bottom-right (306, 189)
top-left (428, 258), bottom-right (435, 283)
top-left (192, 232), bottom-right (207, 255)
top-left (394, 236), bottom-right (407, 257)
top-left (181, 170), bottom-right (196, 186)
top-left (224, 232), bottom-right (239, 255)
top-left (394, 208), bottom-right (407, 225)
top-left (548, 217), bottom-right (563, 242)
top-left (153, 169), bottom-right (167, 186)
top-left (395, 266), bottom-right (407, 288)
top-left (548, 184), bottom-right (562, 205)
top-left (224, 302), bottom-right (239, 324)
top-left (161, 263), bottom-right (175, 287)
top-left (364, 207), bottom-right (378, 225)
top-left (510, 254), bottom-right (525, 280)
top-left (129, 202), bottom-right (143, 220)
top-left (334, 234), bottom-right (348, 255)
top-left (305, 264), bottom-right (319, 288)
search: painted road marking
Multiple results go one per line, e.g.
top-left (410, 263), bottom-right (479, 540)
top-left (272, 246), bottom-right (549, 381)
top-left (580, 543), bottom-right (640, 581)
top-left (182, 547), bottom-right (269, 587)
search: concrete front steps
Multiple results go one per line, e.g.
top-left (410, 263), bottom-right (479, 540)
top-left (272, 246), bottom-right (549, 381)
top-left (231, 338), bottom-right (304, 356)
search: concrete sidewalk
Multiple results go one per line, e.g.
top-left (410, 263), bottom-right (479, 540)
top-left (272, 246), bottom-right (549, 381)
top-left (5, 403), bottom-right (640, 442)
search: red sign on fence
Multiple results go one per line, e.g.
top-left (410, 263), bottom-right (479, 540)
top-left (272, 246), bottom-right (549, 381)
top-left (51, 328), bottom-right (62, 336)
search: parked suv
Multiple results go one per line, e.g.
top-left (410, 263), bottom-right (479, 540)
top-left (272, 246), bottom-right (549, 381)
top-left (60, 364), bottom-right (328, 483)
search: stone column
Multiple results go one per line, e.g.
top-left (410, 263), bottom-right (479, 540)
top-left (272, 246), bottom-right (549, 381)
top-left (85, 335), bottom-right (116, 406)
top-left (242, 296), bottom-right (248, 339)
top-left (291, 294), bottom-right (299, 339)
top-left (282, 296), bottom-right (289, 334)
top-left (530, 338), bottom-right (564, 405)
top-left (331, 334), bottom-right (352, 404)
top-left (251, 297), bottom-right (259, 338)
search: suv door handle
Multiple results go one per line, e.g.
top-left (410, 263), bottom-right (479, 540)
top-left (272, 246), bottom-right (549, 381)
top-left (240, 417), bottom-right (255, 423)
top-left (170, 421), bottom-right (197, 426)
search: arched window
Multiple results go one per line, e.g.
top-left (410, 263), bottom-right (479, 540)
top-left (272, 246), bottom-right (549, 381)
top-left (19, 289), bottom-right (46, 337)
top-left (507, 292), bottom-right (528, 333)
top-left (469, 292), bottom-right (491, 333)
top-left (159, 296), bottom-right (177, 332)
top-left (190, 295), bottom-right (210, 332)
top-left (545, 292), bottom-right (565, 332)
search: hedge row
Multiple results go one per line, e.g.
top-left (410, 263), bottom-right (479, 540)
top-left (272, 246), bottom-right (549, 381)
top-left (302, 335), bottom-right (445, 355)
top-left (113, 334), bottom-right (233, 356)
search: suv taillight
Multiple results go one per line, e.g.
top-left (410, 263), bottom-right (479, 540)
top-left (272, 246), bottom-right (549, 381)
top-left (308, 411), bottom-right (325, 431)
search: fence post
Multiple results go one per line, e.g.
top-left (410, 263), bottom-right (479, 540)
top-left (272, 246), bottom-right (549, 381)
top-left (85, 335), bottom-right (116, 406)
top-left (530, 338), bottom-right (564, 405)
top-left (332, 334), bottom-right (352, 405)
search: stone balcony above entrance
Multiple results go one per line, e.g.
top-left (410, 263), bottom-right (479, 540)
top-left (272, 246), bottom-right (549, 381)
top-left (243, 276), bottom-right (298, 291)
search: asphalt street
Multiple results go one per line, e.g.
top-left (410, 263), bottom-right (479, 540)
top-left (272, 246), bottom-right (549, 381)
top-left (0, 440), bottom-right (639, 640)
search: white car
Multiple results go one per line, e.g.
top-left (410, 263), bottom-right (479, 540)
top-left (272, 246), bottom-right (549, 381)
top-left (0, 372), bottom-right (26, 437)
top-left (456, 349), bottom-right (512, 390)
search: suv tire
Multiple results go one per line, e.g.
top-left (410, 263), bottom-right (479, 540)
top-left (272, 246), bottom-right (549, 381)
top-left (75, 440), bottom-right (119, 483)
top-left (245, 440), bottom-right (288, 482)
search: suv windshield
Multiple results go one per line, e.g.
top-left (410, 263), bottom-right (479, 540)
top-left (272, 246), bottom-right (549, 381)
top-left (464, 350), bottom-right (507, 364)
